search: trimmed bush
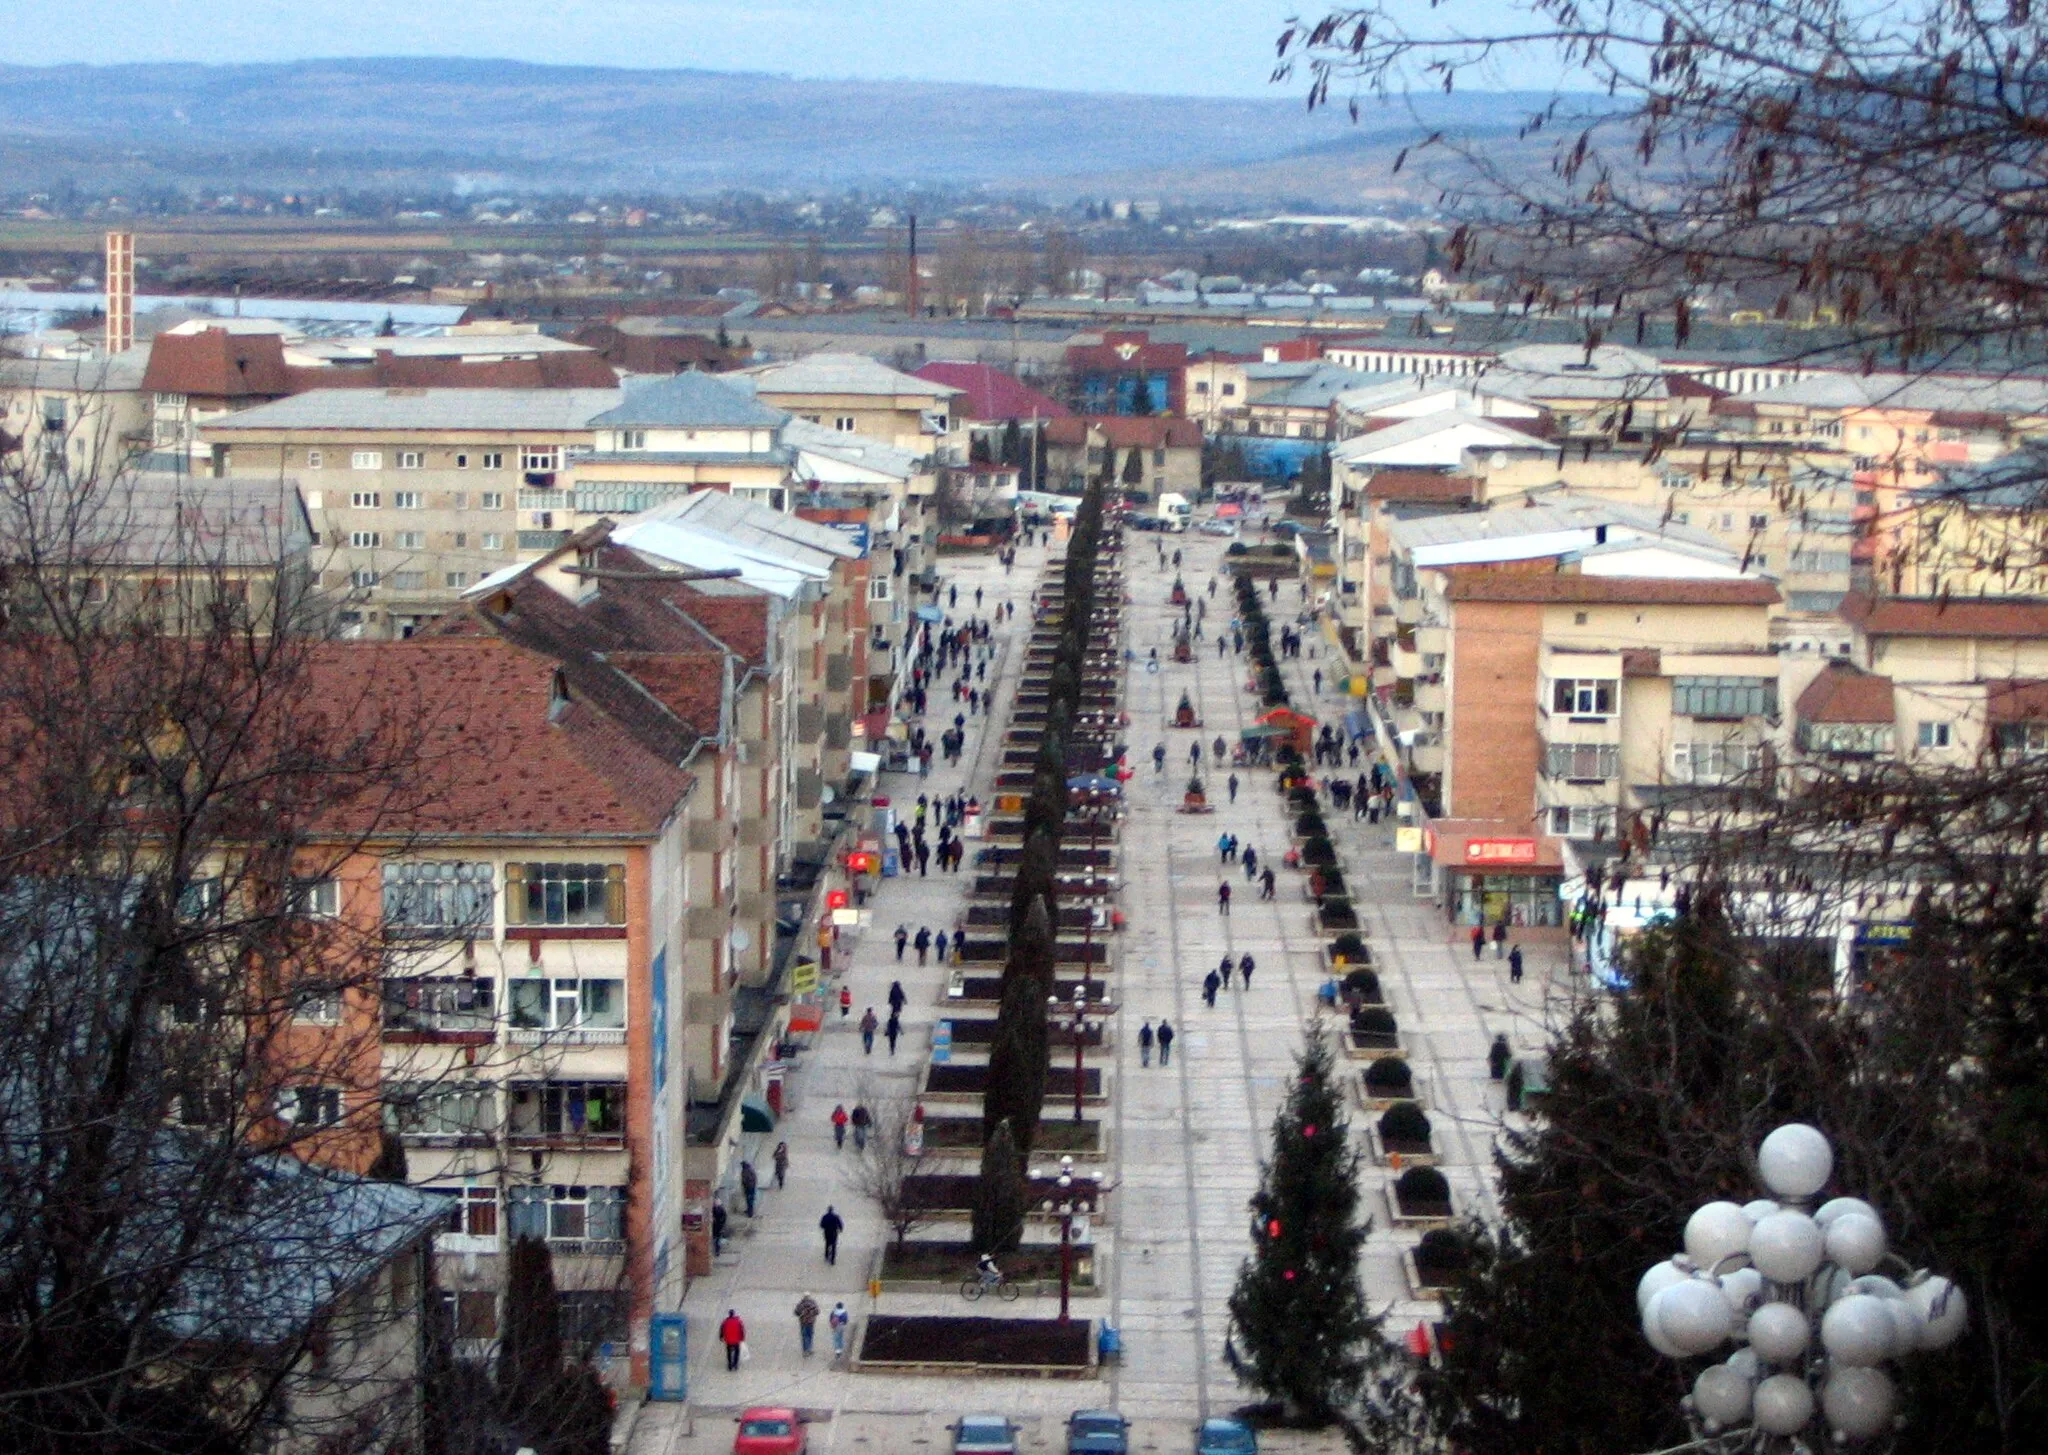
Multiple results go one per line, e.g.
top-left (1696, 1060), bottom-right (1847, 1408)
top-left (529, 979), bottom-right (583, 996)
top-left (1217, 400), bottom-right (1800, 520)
top-left (1302, 837), bottom-right (1337, 866)
top-left (1378, 1101), bottom-right (1432, 1148)
top-left (1295, 811), bottom-right (1328, 837)
top-left (1415, 1228), bottom-right (1469, 1277)
top-left (1330, 933), bottom-right (1368, 960)
top-left (1364, 1057), bottom-right (1413, 1096)
top-left (1395, 1165), bottom-right (1452, 1213)
top-left (1352, 1006), bottom-right (1398, 1037)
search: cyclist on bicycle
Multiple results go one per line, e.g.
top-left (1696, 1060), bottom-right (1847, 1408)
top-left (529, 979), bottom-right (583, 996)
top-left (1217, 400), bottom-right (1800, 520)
top-left (977, 1252), bottom-right (1001, 1286)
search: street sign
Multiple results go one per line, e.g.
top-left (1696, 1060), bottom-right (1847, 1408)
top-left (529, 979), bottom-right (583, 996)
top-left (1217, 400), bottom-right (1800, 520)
top-left (790, 962), bottom-right (819, 995)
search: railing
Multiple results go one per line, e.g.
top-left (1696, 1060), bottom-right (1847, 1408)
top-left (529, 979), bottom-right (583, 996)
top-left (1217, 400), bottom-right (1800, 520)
top-left (506, 1026), bottom-right (628, 1047)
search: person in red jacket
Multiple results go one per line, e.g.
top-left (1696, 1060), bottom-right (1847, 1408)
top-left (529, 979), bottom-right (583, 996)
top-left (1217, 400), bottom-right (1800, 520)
top-left (831, 1103), bottom-right (849, 1150)
top-left (719, 1308), bottom-right (746, 1371)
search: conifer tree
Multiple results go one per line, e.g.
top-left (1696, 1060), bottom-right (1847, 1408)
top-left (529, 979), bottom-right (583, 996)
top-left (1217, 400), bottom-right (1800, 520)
top-left (1122, 445), bottom-right (1144, 487)
top-left (972, 1118), bottom-right (1028, 1254)
top-left (498, 1235), bottom-right (565, 1422)
top-left (1229, 1028), bottom-right (1376, 1429)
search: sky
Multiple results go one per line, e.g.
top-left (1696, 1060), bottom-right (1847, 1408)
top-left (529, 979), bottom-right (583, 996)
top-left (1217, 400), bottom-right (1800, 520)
top-left (36, 0), bottom-right (1330, 98)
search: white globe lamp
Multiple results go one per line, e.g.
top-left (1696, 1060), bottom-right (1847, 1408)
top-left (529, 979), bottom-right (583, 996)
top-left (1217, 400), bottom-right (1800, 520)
top-left (1824, 1212), bottom-right (1887, 1276)
top-left (1692, 1363), bottom-right (1754, 1430)
top-left (1657, 1279), bottom-right (1735, 1356)
top-left (1753, 1373), bottom-right (1816, 1436)
top-left (1820, 1294), bottom-right (1895, 1367)
top-left (1685, 1201), bottom-right (1753, 1270)
top-left (1821, 1366), bottom-right (1898, 1441)
top-left (1757, 1123), bottom-right (1834, 1200)
top-left (1641, 1286), bottom-right (1688, 1359)
top-left (1748, 1301), bottom-right (1812, 1364)
top-left (1750, 1210), bottom-right (1826, 1283)
top-left (1906, 1275), bottom-right (1967, 1350)
top-left (1815, 1196), bottom-right (1881, 1229)
top-left (1636, 1258), bottom-right (1687, 1315)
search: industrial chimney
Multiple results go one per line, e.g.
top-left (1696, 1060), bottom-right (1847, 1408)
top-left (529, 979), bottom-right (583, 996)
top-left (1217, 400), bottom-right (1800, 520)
top-left (104, 230), bottom-right (134, 355)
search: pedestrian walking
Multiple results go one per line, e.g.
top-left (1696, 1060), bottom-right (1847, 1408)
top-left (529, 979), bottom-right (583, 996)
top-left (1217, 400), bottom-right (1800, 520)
top-left (1509, 945), bottom-right (1525, 984)
top-left (894, 924), bottom-right (909, 961)
top-left (794, 1294), bottom-right (820, 1357)
top-left (1157, 1019), bottom-right (1174, 1065)
top-left (773, 1140), bottom-right (790, 1189)
top-left (830, 1301), bottom-right (850, 1356)
top-left (839, 985), bottom-right (851, 1019)
top-left (1243, 845), bottom-right (1259, 880)
top-left (1191, 741), bottom-right (1202, 768)
top-left (951, 928), bottom-right (967, 962)
top-left (1239, 952), bottom-right (1255, 989)
top-left (711, 1200), bottom-right (727, 1255)
top-left (1218, 831), bottom-right (1232, 864)
top-left (1218, 881), bottom-right (1232, 915)
top-left (831, 1102), bottom-right (849, 1150)
top-left (1471, 925), bottom-right (1486, 961)
top-left (850, 1103), bottom-right (871, 1151)
top-left (1227, 772), bottom-right (1239, 803)
top-left (860, 1007), bottom-right (878, 1054)
top-left (914, 927), bottom-right (931, 964)
top-left (820, 1206), bottom-right (844, 1264)
top-left (1314, 668), bottom-right (1324, 694)
top-left (1203, 969), bottom-right (1221, 1007)
top-left (888, 980), bottom-right (907, 1016)
top-left (915, 841), bottom-right (929, 876)
top-left (720, 1309), bottom-right (747, 1371)
top-left (885, 1010), bottom-right (902, 1055)
top-left (1219, 953), bottom-right (1234, 989)
top-left (1139, 1019), bottom-right (1154, 1066)
top-left (1154, 743), bottom-right (1167, 773)
top-left (1494, 920), bottom-right (1509, 959)
top-left (740, 1159), bottom-right (758, 1217)
top-left (1260, 867), bottom-right (1276, 899)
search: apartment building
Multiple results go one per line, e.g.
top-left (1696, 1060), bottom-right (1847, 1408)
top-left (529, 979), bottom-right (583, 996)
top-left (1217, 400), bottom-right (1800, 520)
top-left (0, 349), bottom-right (151, 477)
top-left (1181, 351), bottom-right (1258, 433)
top-left (743, 352), bottom-right (959, 451)
top-left (1330, 377), bottom-right (1544, 439)
top-left (202, 387), bottom-right (622, 637)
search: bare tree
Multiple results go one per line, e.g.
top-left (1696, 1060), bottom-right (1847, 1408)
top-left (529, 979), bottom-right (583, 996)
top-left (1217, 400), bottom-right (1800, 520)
top-left (844, 1078), bottom-right (940, 1252)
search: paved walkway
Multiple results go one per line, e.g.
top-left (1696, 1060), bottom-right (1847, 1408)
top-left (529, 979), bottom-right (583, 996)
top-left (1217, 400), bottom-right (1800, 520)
top-left (631, 524), bottom-right (1567, 1455)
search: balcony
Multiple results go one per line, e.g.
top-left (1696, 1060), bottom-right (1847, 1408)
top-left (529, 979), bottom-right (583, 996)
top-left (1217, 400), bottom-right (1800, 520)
top-left (1538, 739), bottom-right (1621, 784)
top-left (382, 977), bottom-right (495, 1045)
top-left (507, 1082), bottom-right (627, 1146)
top-left (506, 1026), bottom-right (628, 1048)
top-left (516, 488), bottom-right (562, 511)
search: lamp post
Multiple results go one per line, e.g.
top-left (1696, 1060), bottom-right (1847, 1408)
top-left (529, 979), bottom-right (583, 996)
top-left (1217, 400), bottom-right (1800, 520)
top-left (1636, 1123), bottom-right (1966, 1450)
top-left (1047, 981), bottom-right (1100, 1123)
top-left (1041, 1154), bottom-right (1093, 1325)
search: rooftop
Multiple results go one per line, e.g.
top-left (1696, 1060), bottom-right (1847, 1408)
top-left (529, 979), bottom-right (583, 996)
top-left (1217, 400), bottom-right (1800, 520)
top-left (744, 352), bottom-right (958, 399)
top-left (590, 371), bottom-right (786, 430)
top-left (1445, 573), bottom-right (1781, 607)
top-left (912, 361), bottom-right (1070, 421)
top-left (1841, 592), bottom-right (2048, 639)
top-left (1795, 662), bottom-right (1897, 723)
top-left (201, 386), bottom-right (622, 434)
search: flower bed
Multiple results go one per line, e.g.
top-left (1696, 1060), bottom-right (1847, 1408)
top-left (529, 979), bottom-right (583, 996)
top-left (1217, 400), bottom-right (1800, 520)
top-left (918, 1116), bottom-right (1102, 1155)
top-left (1388, 1165), bottom-right (1455, 1227)
top-left (1367, 1100), bottom-right (1437, 1167)
top-left (900, 1171), bottom-right (1107, 1216)
top-left (856, 1315), bottom-right (1093, 1375)
top-left (1358, 1056), bottom-right (1415, 1110)
top-left (877, 1240), bottom-right (1097, 1289)
top-left (923, 1064), bottom-right (1105, 1098)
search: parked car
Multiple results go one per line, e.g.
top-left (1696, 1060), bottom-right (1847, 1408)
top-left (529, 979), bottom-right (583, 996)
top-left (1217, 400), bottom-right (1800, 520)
top-left (1066, 1409), bottom-right (1131, 1454)
top-left (734, 1407), bottom-right (806, 1455)
top-left (1195, 1417), bottom-right (1258, 1455)
top-left (954, 1413), bottom-right (1022, 1455)
top-left (1199, 519), bottom-right (1238, 537)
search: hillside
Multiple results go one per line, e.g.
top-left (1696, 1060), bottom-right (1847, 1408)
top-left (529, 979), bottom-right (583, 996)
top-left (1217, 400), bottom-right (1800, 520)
top-left (0, 58), bottom-right (1568, 203)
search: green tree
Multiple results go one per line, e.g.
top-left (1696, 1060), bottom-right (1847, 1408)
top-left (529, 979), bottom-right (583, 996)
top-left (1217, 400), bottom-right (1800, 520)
top-left (972, 1118), bottom-right (1028, 1254)
top-left (1121, 446), bottom-right (1144, 487)
top-left (1228, 1029), bottom-right (1381, 1434)
top-left (1128, 375), bottom-right (1155, 415)
top-left (982, 895), bottom-right (1054, 1157)
top-left (498, 1236), bottom-right (565, 1422)
top-left (1000, 418), bottom-right (1023, 466)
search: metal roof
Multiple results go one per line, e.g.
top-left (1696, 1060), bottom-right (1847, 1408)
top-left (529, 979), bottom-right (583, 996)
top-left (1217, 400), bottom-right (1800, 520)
top-left (1735, 372), bottom-right (2048, 414)
top-left (744, 352), bottom-right (959, 399)
top-left (590, 371), bottom-right (786, 429)
top-left (0, 352), bottom-right (149, 392)
top-left (1333, 411), bottom-right (1552, 462)
top-left (1391, 495), bottom-right (1728, 563)
top-left (202, 387), bottom-right (621, 433)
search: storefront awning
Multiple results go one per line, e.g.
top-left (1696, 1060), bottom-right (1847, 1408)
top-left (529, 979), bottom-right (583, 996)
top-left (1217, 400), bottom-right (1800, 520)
top-left (740, 1095), bottom-right (777, 1134)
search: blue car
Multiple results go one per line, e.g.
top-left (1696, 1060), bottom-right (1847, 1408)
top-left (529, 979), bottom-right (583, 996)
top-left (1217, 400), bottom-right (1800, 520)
top-left (1066, 1410), bottom-right (1130, 1454)
top-left (1195, 1417), bottom-right (1258, 1455)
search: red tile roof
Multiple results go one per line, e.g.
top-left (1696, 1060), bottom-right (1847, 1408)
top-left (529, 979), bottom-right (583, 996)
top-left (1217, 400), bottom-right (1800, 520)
top-left (1795, 662), bottom-right (1896, 723)
top-left (912, 362), bottom-right (1070, 422)
top-left (1042, 415), bottom-right (1202, 450)
top-left (1362, 470), bottom-right (1476, 503)
top-left (1445, 573), bottom-right (1781, 606)
top-left (1841, 592), bottom-right (2048, 639)
top-left (570, 323), bottom-right (747, 375)
top-left (143, 329), bottom-right (293, 398)
top-left (140, 329), bottom-right (618, 399)
top-left (1984, 679), bottom-right (2048, 722)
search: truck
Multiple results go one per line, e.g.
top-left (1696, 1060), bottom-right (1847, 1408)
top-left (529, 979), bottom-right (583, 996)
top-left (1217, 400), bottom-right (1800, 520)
top-left (1156, 492), bottom-right (1193, 525)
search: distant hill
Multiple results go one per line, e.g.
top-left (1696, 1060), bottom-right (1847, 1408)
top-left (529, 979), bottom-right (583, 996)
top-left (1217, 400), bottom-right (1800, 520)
top-left (0, 58), bottom-right (1572, 202)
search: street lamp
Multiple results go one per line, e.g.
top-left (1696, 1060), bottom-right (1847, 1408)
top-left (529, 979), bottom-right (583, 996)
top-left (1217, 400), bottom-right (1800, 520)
top-left (1637, 1123), bottom-right (1966, 1449)
top-left (1047, 981), bottom-right (1101, 1123)
top-left (1040, 1154), bottom-right (1094, 1325)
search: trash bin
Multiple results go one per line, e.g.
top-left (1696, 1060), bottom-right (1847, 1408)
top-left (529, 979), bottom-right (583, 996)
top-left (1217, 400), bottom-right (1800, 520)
top-left (1097, 1323), bottom-right (1121, 1363)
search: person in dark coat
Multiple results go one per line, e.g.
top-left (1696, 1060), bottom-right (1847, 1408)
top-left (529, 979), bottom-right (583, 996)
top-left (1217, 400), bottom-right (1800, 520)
top-left (1238, 953), bottom-right (1255, 989)
top-left (1471, 925), bottom-right (1486, 961)
top-left (1156, 1019), bottom-right (1175, 1065)
top-left (1260, 867), bottom-right (1277, 899)
top-left (711, 1200), bottom-right (728, 1255)
top-left (888, 980), bottom-right (907, 1015)
top-left (1138, 1019), bottom-right (1154, 1066)
top-left (1509, 945), bottom-right (1525, 984)
top-left (914, 927), bottom-right (932, 964)
top-left (1203, 969), bottom-right (1222, 1007)
top-left (1218, 954), bottom-right (1234, 989)
top-left (820, 1206), bottom-right (845, 1264)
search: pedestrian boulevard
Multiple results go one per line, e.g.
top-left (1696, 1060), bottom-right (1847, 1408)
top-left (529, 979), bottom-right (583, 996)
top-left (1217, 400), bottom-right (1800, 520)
top-left (631, 523), bottom-right (1569, 1455)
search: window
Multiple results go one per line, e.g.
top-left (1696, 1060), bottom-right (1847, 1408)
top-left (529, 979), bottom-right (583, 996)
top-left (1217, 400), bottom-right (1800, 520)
top-left (386, 1082), bottom-right (496, 1139)
top-left (393, 490), bottom-right (422, 509)
top-left (399, 451), bottom-right (424, 470)
top-left (1194, 381), bottom-right (1210, 394)
top-left (383, 977), bottom-right (495, 1035)
top-left (869, 576), bottom-right (892, 602)
top-left (350, 491), bottom-right (380, 509)
top-left (1221, 383), bottom-right (1236, 396)
top-left (1800, 721), bottom-right (1895, 756)
top-left (349, 531), bottom-right (380, 549)
top-left (481, 533), bottom-right (504, 551)
top-left (454, 453), bottom-right (469, 470)
top-left (389, 570), bottom-right (426, 590)
top-left (350, 569), bottom-right (379, 590)
top-left (480, 492), bottom-right (504, 510)
top-left (1153, 448), bottom-right (1167, 466)
top-left (430, 1185), bottom-right (498, 1239)
top-left (1550, 678), bottom-right (1617, 716)
top-left (351, 451), bottom-right (383, 471)
top-left (292, 984), bottom-right (341, 1024)
top-left (393, 529), bottom-right (424, 550)
top-left (1543, 742), bottom-right (1619, 780)
top-left (1672, 676), bottom-right (1777, 719)
top-left (305, 449), bottom-right (323, 469)
top-left (834, 415), bottom-right (857, 432)
top-left (280, 1086), bottom-right (344, 1127)
top-left (505, 1184), bottom-right (626, 1246)
top-left (1749, 513), bottom-right (1770, 530)
top-left (445, 571), bottom-right (470, 589)
top-left (1671, 740), bottom-right (1761, 783)
top-left (381, 860), bottom-right (495, 933)
top-left (508, 977), bottom-right (626, 1040)
top-left (1791, 549), bottom-right (1852, 574)
top-left (560, 1290), bottom-right (629, 1354)
top-left (1917, 720), bottom-right (1953, 749)
top-left (1547, 805), bottom-right (1617, 838)
top-left (620, 429), bottom-right (646, 450)
top-left (521, 446), bottom-right (560, 472)
top-left (505, 862), bottom-right (626, 926)
top-left (508, 1084), bottom-right (627, 1140)
top-left (1996, 721), bottom-right (2048, 755)
top-left (482, 452), bottom-right (505, 471)
top-left (290, 877), bottom-right (340, 917)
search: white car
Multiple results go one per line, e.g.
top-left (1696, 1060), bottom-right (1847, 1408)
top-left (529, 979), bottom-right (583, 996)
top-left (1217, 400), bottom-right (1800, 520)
top-left (1199, 519), bottom-right (1238, 537)
top-left (954, 1414), bottom-right (1021, 1455)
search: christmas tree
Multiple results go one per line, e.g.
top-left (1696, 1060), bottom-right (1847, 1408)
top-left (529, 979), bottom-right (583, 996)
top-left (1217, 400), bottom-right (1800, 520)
top-left (1228, 1028), bottom-right (1378, 1428)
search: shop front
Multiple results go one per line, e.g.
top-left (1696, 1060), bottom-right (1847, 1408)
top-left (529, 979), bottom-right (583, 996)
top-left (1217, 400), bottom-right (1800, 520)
top-left (1426, 821), bottom-right (1567, 937)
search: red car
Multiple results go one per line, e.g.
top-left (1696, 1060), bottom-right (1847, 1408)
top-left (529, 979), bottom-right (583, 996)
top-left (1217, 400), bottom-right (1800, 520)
top-left (734, 1407), bottom-right (806, 1455)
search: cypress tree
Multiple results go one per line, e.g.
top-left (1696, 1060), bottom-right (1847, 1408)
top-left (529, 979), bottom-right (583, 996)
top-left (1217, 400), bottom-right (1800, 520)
top-left (498, 1235), bottom-right (565, 1422)
top-left (983, 895), bottom-right (1054, 1156)
top-left (1229, 1028), bottom-right (1375, 1428)
top-left (973, 1118), bottom-right (1028, 1254)
top-left (1122, 445), bottom-right (1145, 486)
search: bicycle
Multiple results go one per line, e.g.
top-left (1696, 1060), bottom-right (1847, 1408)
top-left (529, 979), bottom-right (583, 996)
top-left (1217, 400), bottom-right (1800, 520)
top-left (960, 1269), bottom-right (1021, 1302)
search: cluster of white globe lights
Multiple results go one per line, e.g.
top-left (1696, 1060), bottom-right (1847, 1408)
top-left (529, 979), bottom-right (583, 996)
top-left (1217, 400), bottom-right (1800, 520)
top-left (1637, 1124), bottom-right (1967, 1448)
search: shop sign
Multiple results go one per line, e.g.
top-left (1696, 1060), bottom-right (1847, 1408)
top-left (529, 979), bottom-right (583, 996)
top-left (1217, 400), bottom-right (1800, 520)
top-left (1466, 837), bottom-right (1538, 865)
